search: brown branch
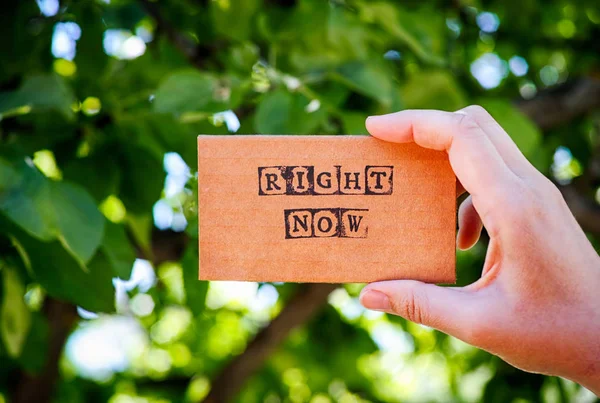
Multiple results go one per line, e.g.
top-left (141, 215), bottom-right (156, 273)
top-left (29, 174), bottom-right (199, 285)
top-left (138, 0), bottom-right (199, 62)
top-left (138, 0), bottom-right (223, 70)
top-left (151, 228), bottom-right (189, 266)
top-left (517, 77), bottom-right (600, 234)
top-left (11, 299), bottom-right (78, 403)
top-left (517, 77), bottom-right (600, 131)
top-left (559, 184), bottom-right (600, 234)
top-left (203, 283), bottom-right (338, 403)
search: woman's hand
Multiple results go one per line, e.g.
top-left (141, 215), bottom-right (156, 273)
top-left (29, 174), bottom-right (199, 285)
top-left (359, 106), bottom-right (600, 394)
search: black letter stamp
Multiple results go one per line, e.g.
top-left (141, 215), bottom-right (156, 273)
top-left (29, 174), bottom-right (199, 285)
top-left (259, 165), bottom-right (393, 196)
top-left (284, 208), bottom-right (368, 239)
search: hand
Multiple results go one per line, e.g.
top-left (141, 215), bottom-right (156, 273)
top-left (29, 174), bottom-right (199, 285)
top-left (359, 106), bottom-right (600, 394)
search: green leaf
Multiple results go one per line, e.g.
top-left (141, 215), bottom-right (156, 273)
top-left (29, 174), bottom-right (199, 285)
top-left (324, 4), bottom-right (379, 63)
top-left (401, 71), bottom-right (467, 111)
top-left (211, 0), bottom-right (260, 41)
top-left (63, 149), bottom-right (121, 203)
top-left (51, 182), bottom-right (106, 265)
top-left (255, 89), bottom-right (291, 134)
top-left (358, 2), bottom-right (445, 66)
top-left (0, 158), bottom-right (105, 266)
top-left (119, 146), bottom-right (164, 214)
top-left (254, 89), bottom-right (326, 134)
top-left (340, 112), bottom-right (368, 135)
top-left (153, 70), bottom-right (233, 115)
top-left (120, 113), bottom-right (198, 168)
top-left (0, 74), bottom-right (75, 119)
top-left (478, 99), bottom-right (542, 161)
top-left (101, 222), bottom-right (136, 280)
top-left (0, 158), bottom-right (54, 241)
top-left (8, 223), bottom-right (115, 313)
top-left (333, 63), bottom-right (394, 106)
top-left (0, 266), bottom-right (31, 358)
top-left (0, 159), bottom-right (19, 192)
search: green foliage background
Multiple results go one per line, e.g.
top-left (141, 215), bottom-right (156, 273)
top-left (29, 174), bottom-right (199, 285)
top-left (0, 0), bottom-right (599, 402)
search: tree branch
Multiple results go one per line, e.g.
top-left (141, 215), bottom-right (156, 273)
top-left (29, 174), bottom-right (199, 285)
top-left (203, 283), bottom-right (338, 403)
top-left (559, 184), bottom-right (600, 234)
top-left (517, 77), bottom-right (600, 234)
top-left (138, 0), bottom-right (199, 62)
top-left (517, 77), bottom-right (600, 131)
top-left (11, 299), bottom-right (77, 403)
top-left (138, 0), bottom-right (223, 70)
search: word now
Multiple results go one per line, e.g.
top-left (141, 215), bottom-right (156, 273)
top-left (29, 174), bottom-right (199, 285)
top-left (258, 165), bottom-right (393, 196)
top-left (284, 208), bottom-right (368, 239)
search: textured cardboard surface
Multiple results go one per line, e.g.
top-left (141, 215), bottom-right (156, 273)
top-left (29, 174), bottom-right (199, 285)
top-left (198, 135), bottom-right (456, 283)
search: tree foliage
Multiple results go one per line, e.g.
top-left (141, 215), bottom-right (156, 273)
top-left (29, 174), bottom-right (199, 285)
top-left (1, 0), bottom-right (600, 402)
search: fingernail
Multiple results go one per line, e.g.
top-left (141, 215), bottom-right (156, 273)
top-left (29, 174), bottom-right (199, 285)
top-left (359, 289), bottom-right (391, 311)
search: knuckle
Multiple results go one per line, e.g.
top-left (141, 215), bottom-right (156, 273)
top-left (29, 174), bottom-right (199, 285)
top-left (537, 176), bottom-right (564, 203)
top-left (498, 177), bottom-right (561, 229)
top-left (490, 179), bottom-right (534, 221)
top-left (518, 177), bottom-right (566, 227)
top-left (453, 113), bottom-right (481, 136)
top-left (507, 190), bottom-right (537, 219)
top-left (389, 286), bottom-right (429, 324)
top-left (491, 175), bottom-right (523, 202)
top-left (462, 104), bottom-right (489, 117)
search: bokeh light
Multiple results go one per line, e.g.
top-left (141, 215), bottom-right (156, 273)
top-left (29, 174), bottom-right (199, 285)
top-left (37, 0), bottom-right (59, 17)
top-left (103, 30), bottom-right (147, 60)
top-left (52, 22), bottom-right (81, 61)
top-left (476, 12), bottom-right (500, 33)
top-left (470, 53), bottom-right (508, 89)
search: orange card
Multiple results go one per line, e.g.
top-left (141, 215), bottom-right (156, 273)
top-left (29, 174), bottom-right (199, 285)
top-left (197, 135), bottom-right (456, 283)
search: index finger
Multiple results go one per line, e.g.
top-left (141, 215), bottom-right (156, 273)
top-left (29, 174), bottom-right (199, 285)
top-left (366, 110), bottom-right (518, 220)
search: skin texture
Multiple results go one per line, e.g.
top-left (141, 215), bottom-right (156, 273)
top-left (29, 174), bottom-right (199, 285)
top-left (359, 106), bottom-right (600, 395)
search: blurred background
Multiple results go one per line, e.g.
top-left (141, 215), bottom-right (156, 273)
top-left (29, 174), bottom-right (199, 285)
top-left (1, 0), bottom-right (600, 402)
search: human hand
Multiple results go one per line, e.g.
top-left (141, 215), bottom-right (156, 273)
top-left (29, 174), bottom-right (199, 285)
top-left (359, 106), bottom-right (600, 394)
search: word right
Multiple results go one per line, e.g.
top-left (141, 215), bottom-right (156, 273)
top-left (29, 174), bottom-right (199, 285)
top-left (258, 165), bottom-right (393, 196)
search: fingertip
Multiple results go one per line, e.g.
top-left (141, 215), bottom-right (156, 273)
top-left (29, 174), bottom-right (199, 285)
top-left (359, 282), bottom-right (381, 299)
top-left (457, 196), bottom-right (483, 250)
top-left (365, 115), bottom-right (383, 138)
top-left (359, 288), bottom-right (391, 311)
top-left (457, 223), bottom-right (482, 250)
top-left (365, 112), bottom-right (412, 143)
top-left (456, 230), bottom-right (478, 251)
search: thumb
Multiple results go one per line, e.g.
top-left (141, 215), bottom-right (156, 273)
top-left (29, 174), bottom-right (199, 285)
top-left (360, 280), bottom-right (481, 341)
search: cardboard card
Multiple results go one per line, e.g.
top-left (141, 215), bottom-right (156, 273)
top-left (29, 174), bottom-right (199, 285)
top-left (197, 135), bottom-right (456, 284)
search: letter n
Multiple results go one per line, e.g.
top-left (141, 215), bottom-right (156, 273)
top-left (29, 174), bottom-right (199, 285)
top-left (284, 209), bottom-right (314, 238)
